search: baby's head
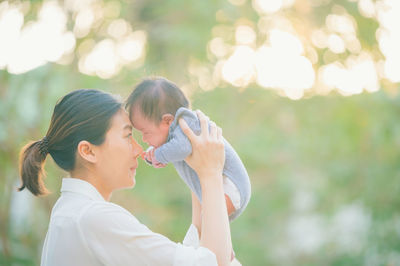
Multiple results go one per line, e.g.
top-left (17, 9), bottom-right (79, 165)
top-left (126, 77), bottom-right (189, 148)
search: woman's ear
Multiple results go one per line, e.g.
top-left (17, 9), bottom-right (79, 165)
top-left (77, 140), bottom-right (97, 163)
top-left (161, 114), bottom-right (174, 126)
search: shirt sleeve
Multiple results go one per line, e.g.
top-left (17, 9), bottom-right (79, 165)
top-left (182, 224), bottom-right (200, 248)
top-left (79, 202), bottom-right (217, 266)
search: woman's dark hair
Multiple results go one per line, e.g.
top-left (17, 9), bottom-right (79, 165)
top-left (125, 77), bottom-right (189, 124)
top-left (18, 89), bottom-right (122, 196)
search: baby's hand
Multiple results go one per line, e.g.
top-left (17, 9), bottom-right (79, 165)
top-left (144, 147), bottom-right (167, 168)
top-left (142, 147), bottom-right (154, 165)
top-left (150, 148), bottom-right (167, 168)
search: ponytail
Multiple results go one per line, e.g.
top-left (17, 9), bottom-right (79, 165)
top-left (18, 138), bottom-right (49, 196)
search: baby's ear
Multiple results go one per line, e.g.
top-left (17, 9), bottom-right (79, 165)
top-left (161, 114), bottom-right (174, 126)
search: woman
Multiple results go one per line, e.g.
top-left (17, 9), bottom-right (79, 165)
top-left (18, 89), bottom-right (232, 266)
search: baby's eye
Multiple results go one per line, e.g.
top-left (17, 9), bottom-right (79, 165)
top-left (126, 133), bottom-right (132, 138)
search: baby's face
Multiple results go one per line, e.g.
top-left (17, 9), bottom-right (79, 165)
top-left (130, 109), bottom-right (170, 148)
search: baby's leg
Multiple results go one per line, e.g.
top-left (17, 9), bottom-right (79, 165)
top-left (225, 194), bottom-right (236, 216)
top-left (223, 176), bottom-right (241, 217)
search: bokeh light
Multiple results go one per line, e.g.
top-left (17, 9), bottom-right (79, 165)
top-left (376, 0), bottom-right (400, 82)
top-left (0, 0), bottom-right (146, 79)
top-left (0, 1), bottom-right (75, 74)
top-left (1, 1), bottom-right (400, 266)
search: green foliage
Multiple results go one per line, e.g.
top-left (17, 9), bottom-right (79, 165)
top-left (1, 0), bottom-right (400, 265)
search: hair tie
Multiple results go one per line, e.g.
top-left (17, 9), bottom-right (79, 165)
top-left (39, 136), bottom-right (49, 156)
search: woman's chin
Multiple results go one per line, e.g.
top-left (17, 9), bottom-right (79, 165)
top-left (130, 177), bottom-right (136, 188)
top-left (121, 179), bottom-right (135, 190)
top-left (114, 177), bottom-right (135, 192)
top-left (128, 170), bottom-right (136, 187)
top-left (116, 170), bottom-right (136, 190)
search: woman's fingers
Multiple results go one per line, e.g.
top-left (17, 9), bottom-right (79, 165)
top-left (181, 111), bottom-right (225, 178)
top-left (209, 120), bottom-right (222, 142)
top-left (217, 126), bottom-right (222, 141)
top-left (179, 118), bottom-right (197, 142)
top-left (209, 121), bottom-right (217, 139)
top-left (196, 110), bottom-right (209, 138)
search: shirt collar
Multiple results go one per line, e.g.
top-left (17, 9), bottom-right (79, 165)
top-left (60, 178), bottom-right (106, 202)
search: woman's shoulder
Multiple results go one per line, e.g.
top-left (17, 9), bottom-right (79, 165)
top-left (78, 201), bottom-right (140, 229)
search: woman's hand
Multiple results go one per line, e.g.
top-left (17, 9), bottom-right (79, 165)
top-left (180, 110), bottom-right (232, 266)
top-left (179, 110), bottom-right (225, 180)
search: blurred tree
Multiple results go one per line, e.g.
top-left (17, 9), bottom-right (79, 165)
top-left (1, 0), bottom-right (399, 265)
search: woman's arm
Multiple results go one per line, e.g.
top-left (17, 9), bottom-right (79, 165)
top-left (179, 110), bottom-right (232, 266)
top-left (191, 192), bottom-right (236, 262)
top-left (80, 202), bottom-right (218, 266)
top-left (191, 192), bottom-right (202, 236)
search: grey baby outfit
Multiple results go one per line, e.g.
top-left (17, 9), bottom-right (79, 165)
top-left (154, 107), bottom-right (251, 221)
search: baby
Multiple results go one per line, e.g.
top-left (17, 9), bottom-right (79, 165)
top-left (126, 77), bottom-right (251, 221)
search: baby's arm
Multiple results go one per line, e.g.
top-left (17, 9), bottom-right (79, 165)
top-left (154, 116), bottom-right (197, 164)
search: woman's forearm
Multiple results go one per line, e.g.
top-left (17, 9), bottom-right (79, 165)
top-left (177, 112), bottom-right (231, 265)
top-left (191, 192), bottom-right (202, 235)
top-left (199, 174), bottom-right (232, 266)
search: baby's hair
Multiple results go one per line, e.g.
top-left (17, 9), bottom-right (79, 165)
top-left (125, 77), bottom-right (189, 124)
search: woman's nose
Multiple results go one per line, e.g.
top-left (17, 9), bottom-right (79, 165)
top-left (131, 137), bottom-right (143, 159)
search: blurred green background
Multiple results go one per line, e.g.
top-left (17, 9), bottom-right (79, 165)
top-left (1, 0), bottom-right (400, 265)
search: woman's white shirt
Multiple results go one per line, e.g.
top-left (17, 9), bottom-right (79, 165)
top-left (40, 178), bottom-right (217, 266)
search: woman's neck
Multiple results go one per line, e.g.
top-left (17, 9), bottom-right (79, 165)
top-left (70, 168), bottom-right (112, 201)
